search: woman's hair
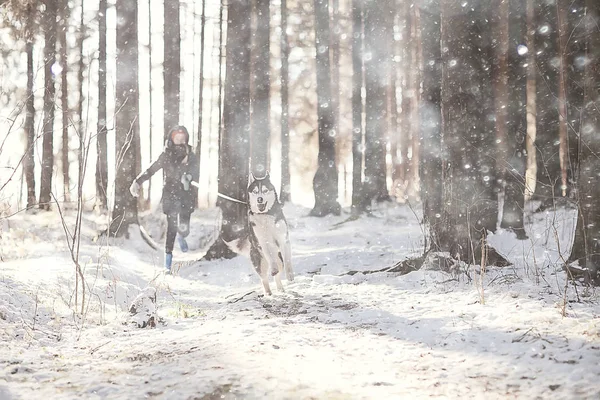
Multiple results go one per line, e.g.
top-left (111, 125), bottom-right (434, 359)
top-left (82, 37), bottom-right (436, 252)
top-left (167, 125), bottom-right (189, 147)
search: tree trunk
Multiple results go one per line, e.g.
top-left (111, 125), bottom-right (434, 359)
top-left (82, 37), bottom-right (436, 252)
top-left (250, 0), bottom-right (270, 176)
top-left (25, 38), bottom-right (36, 209)
top-left (280, 0), bottom-right (291, 203)
top-left (146, 0), bottom-right (154, 208)
top-left (203, 0), bottom-right (251, 260)
top-left (218, 0), bottom-right (225, 156)
top-left (532, 0), bottom-right (561, 209)
top-left (211, 0), bottom-right (226, 206)
top-left (163, 0), bottom-right (181, 137)
top-left (389, 50), bottom-right (399, 192)
top-left (389, 2), bottom-right (400, 195)
top-left (439, 0), bottom-right (504, 265)
top-left (96, 0), bottom-right (108, 210)
top-left (77, 0), bottom-right (86, 207)
top-left (39, 0), bottom-right (58, 210)
top-left (567, 0), bottom-right (600, 285)
top-left (556, 3), bottom-right (569, 197)
top-left (362, 0), bottom-right (390, 205)
top-left (499, 0), bottom-right (527, 239)
top-left (525, 0), bottom-right (537, 202)
top-left (555, 0), bottom-right (583, 198)
top-left (419, 0), bottom-right (443, 252)
top-left (564, 0), bottom-right (585, 196)
top-left (59, 0), bottom-right (70, 203)
top-left (196, 0), bottom-right (206, 163)
top-left (110, 0), bottom-right (140, 236)
top-left (310, 0), bottom-right (341, 217)
top-left (396, 0), bottom-right (411, 192)
top-left (491, 0), bottom-right (509, 211)
top-left (331, 0), bottom-right (341, 190)
top-left (409, 5), bottom-right (421, 197)
top-left (350, 0), bottom-right (364, 215)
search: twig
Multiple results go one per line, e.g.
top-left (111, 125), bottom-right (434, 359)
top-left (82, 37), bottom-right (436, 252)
top-left (228, 290), bottom-right (256, 304)
top-left (330, 214), bottom-right (360, 229)
top-left (511, 327), bottom-right (534, 343)
top-left (90, 341), bottom-right (111, 355)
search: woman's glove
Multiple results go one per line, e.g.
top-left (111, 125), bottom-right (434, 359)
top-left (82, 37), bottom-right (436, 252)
top-left (181, 173), bottom-right (193, 191)
top-left (129, 181), bottom-right (140, 197)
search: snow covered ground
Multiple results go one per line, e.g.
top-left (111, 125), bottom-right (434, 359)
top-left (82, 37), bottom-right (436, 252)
top-left (0, 202), bottom-right (599, 399)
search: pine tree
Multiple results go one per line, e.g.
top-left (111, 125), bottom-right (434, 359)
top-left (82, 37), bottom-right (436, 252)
top-left (163, 0), bottom-right (181, 137)
top-left (38, 0), bottom-right (58, 210)
top-left (250, 0), bottom-right (270, 176)
top-left (362, 0), bottom-right (390, 205)
top-left (280, 0), bottom-right (291, 203)
top-left (437, 0), bottom-right (504, 265)
top-left (350, 0), bottom-right (364, 215)
top-left (203, 0), bottom-right (252, 260)
top-left (96, 0), bottom-right (108, 210)
top-left (567, 1), bottom-right (600, 285)
top-left (109, 0), bottom-right (140, 236)
top-left (500, 0), bottom-right (527, 239)
top-left (310, 0), bottom-right (341, 217)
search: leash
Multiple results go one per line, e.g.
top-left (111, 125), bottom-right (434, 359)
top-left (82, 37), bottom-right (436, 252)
top-left (190, 181), bottom-right (247, 204)
top-left (217, 192), bottom-right (247, 204)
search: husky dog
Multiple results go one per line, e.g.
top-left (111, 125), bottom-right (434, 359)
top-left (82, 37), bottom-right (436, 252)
top-left (224, 172), bottom-right (294, 295)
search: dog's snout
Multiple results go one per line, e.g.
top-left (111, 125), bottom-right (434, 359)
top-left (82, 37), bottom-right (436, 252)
top-left (257, 197), bottom-right (263, 204)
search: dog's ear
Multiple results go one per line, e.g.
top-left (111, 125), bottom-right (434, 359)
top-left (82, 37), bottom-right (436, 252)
top-left (265, 170), bottom-right (270, 180)
top-left (248, 172), bottom-right (256, 187)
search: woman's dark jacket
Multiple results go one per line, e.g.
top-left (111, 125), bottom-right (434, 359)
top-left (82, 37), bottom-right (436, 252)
top-left (134, 145), bottom-right (199, 214)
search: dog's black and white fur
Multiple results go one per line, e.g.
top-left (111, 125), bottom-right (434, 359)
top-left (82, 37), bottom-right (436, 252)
top-left (224, 172), bottom-right (294, 295)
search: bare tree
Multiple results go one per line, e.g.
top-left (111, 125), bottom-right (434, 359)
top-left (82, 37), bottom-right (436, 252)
top-left (39, 0), bottom-right (58, 210)
top-left (310, 0), bottom-right (341, 217)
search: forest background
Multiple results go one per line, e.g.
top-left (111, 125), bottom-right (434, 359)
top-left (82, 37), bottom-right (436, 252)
top-left (0, 0), bottom-right (599, 282)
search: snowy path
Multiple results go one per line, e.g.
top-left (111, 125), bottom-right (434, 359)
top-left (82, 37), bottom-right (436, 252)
top-left (1, 204), bottom-right (599, 399)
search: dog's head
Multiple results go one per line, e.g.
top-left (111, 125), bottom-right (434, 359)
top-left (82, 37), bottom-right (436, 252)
top-left (247, 172), bottom-right (278, 214)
